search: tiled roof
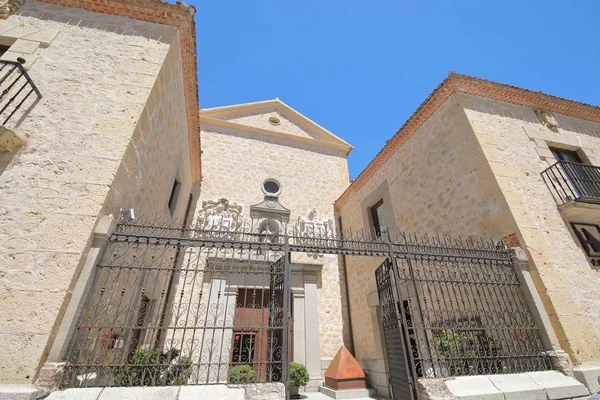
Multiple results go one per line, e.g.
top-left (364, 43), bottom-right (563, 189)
top-left (336, 73), bottom-right (600, 206)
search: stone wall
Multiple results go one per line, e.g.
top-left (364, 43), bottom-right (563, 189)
top-left (460, 93), bottom-right (600, 364)
top-left (0, 1), bottom-right (185, 384)
top-left (198, 123), bottom-right (351, 360)
top-left (336, 95), bottom-right (515, 394)
top-left (102, 34), bottom-right (195, 219)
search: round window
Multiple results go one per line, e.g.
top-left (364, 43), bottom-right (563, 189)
top-left (262, 178), bottom-right (282, 196)
top-left (263, 181), bottom-right (279, 194)
top-left (268, 116), bottom-right (281, 126)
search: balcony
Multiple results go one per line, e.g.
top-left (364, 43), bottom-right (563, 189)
top-left (0, 59), bottom-right (41, 126)
top-left (542, 161), bottom-right (600, 206)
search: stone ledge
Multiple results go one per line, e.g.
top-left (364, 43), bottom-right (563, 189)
top-left (445, 376), bottom-right (504, 400)
top-left (487, 374), bottom-right (545, 400)
top-left (527, 371), bottom-right (590, 399)
top-left (44, 384), bottom-right (284, 400)
top-left (318, 385), bottom-right (376, 399)
top-left (438, 372), bottom-right (590, 400)
top-left (0, 384), bottom-right (38, 400)
top-left (573, 363), bottom-right (600, 393)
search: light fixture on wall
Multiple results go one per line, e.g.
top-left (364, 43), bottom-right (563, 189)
top-left (119, 208), bottom-right (136, 223)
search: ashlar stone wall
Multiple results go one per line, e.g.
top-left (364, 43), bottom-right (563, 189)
top-left (198, 122), bottom-right (351, 360)
top-left (461, 93), bottom-right (600, 364)
top-left (337, 95), bottom-right (515, 395)
top-left (0, 1), bottom-right (187, 384)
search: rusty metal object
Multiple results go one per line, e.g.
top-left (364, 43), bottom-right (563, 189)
top-left (324, 346), bottom-right (367, 390)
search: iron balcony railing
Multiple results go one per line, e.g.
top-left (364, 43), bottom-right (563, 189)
top-left (0, 59), bottom-right (41, 126)
top-left (541, 160), bottom-right (600, 205)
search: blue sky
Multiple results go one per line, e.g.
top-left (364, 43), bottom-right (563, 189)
top-left (194, 1), bottom-right (600, 179)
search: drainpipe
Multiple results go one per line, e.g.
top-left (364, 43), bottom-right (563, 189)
top-left (338, 216), bottom-right (356, 355)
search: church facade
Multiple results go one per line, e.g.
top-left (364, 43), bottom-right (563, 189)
top-left (0, 0), bottom-right (599, 399)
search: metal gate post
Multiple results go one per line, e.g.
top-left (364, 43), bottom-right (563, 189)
top-left (282, 247), bottom-right (292, 400)
top-left (386, 230), bottom-right (419, 400)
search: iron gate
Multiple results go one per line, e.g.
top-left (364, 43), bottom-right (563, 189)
top-left (62, 223), bottom-right (292, 388)
top-left (376, 238), bottom-right (551, 399)
top-left (60, 216), bottom-right (551, 399)
top-left (376, 259), bottom-right (417, 400)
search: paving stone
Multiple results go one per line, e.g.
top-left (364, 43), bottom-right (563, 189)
top-left (487, 373), bottom-right (546, 400)
top-left (573, 363), bottom-right (600, 393)
top-left (526, 371), bottom-right (590, 400)
top-left (98, 387), bottom-right (179, 400)
top-left (445, 376), bottom-right (504, 400)
top-left (0, 385), bottom-right (38, 400)
top-left (45, 388), bottom-right (103, 400)
top-left (179, 385), bottom-right (245, 400)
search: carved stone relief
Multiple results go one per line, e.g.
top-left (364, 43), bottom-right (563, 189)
top-left (535, 109), bottom-right (559, 130)
top-left (197, 198), bottom-right (242, 231)
top-left (297, 209), bottom-right (334, 259)
top-left (0, 0), bottom-right (24, 19)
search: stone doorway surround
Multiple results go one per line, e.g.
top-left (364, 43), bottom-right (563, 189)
top-left (203, 259), bottom-right (323, 391)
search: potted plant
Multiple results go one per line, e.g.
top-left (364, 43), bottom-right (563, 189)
top-left (229, 364), bottom-right (258, 384)
top-left (289, 362), bottom-right (310, 398)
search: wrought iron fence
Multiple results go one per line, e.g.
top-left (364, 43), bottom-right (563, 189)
top-left (542, 160), bottom-right (600, 205)
top-left (377, 253), bottom-right (550, 383)
top-left (0, 59), bottom-right (41, 125)
top-left (62, 237), bottom-right (290, 388)
top-left (61, 214), bottom-right (551, 394)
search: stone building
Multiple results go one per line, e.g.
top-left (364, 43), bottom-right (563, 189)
top-left (0, 0), bottom-right (200, 396)
top-left (337, 73), bottom-right (600, 398)
top-left (0, 0), bottom-right (599, 398)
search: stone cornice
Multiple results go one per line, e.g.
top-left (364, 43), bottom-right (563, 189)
top-left (200, 98), bottom-right (353, 154)
top-left (35, 0), bottom-right (201, 182)
top-left (200, 115), bottom-right (352, 154)
top-left (336, 72), bottom-right (600, 207)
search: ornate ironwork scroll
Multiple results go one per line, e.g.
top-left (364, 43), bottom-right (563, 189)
top-left (60, 214), bottom-right (550, 396)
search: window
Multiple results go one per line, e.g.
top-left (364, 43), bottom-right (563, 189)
top-left (261, 177), bottom-right (282, 197)
top-left (232, 332), bottom-right (256, 364)
top-left (168, 177), bottom-right (182, 215)
top-left (550, 148), bottom-right (583, 164)
top-left (370, 199), bottom-right (386, 238)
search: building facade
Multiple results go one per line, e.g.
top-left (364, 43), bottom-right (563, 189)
top-left (0, 0), bottom-right (200, 393)
top-left (0, 0), bottom-right (599, 398)
top-left (337, 73), bottom-right (600, 397)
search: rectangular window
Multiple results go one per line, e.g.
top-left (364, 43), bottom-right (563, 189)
top-left (370, 199), bottom-right (386, 238)
top-left (232, 332), bottom-right (256, 364)
top-left (168, 177), bottom-right (182, 215)
top-left (550, 148), bottom-right (583, 164)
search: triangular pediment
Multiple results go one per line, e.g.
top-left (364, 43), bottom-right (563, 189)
top-left (199, 99), bottom-right (352, 153)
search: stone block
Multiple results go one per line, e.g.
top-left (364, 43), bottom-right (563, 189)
top-left (98, 387), bottom-right (179, 400)
top-left (24, 28), bottom-right (60, 47)
top-left (318, 385), bottom-right (376, 399)
top-left (573, 363), bottom-right (600, 393)
top-left (0, 333), bottom-right (47, 383)
top-left (0, 128), bottom-right (23, 152)
top-left (526, 371), bottom-right (589, 399)
top-left (0, 51), bottom-right (37, 70)
top-left (2, 26), bottom-right (40, 40)
top-left (237, 383), bottom-right (285, 400)
top-left (179, 385), bottom-right (245, 400)
top-left (45, 388), bottom-right (103, 400)
top-left (444, 376), bottom-right (504, 400)
top-left (487, 373), bottom-right (546, 400)
top-left (0, 385), bottom-right (38, 400)
top-left (9, 39), bottom-right (39, 55)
